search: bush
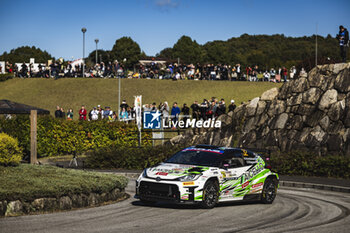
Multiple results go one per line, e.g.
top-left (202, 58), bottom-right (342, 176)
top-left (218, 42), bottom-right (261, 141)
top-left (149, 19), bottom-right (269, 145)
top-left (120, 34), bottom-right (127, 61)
top-left (0, 73), bottom-right (14, 82)
top-left (270, 151), bottom-right (350, 179)
top-left (0, 115), bottom-right (151, 158)
top-left (85, 143), bottom-right (187, 170)
top-left (0, 133), bottom-right (22, 166)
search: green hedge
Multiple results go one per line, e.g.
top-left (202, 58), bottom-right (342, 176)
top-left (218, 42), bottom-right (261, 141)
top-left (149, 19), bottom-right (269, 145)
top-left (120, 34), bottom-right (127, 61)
top-left (270, 151), bottom-right (350, 179)
top-left (0, 115), bottom-right (151, 157)
top-left (87, 144), bottom-right (350, 179)
top-left (85, 144), bottom-right (186, 170)
top-left (0, 164), bottom-right (128, 201)
top-left (0, 73), bottom-right (14, 82)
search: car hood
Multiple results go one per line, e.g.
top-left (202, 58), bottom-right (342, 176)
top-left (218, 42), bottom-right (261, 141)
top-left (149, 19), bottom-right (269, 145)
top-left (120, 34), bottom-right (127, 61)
top-left (146, 163), bottom-right (210, 179)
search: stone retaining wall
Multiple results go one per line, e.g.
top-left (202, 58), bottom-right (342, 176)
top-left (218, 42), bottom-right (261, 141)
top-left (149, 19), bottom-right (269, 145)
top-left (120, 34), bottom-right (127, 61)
top-left (0, 188), bottom-right (125, 217)
top-left (169, 63), bottom-right (350, 155)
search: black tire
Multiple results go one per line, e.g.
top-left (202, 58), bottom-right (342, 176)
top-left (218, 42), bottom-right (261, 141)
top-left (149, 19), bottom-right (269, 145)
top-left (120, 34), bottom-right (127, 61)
top-left (201, 181), bottom-right (219, 209)
top-left (261, 178), bottom-right (277, 204)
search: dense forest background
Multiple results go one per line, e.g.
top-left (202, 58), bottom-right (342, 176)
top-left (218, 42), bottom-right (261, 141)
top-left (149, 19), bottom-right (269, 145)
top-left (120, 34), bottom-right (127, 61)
top-left (0, 34), bottom-right (344, 71)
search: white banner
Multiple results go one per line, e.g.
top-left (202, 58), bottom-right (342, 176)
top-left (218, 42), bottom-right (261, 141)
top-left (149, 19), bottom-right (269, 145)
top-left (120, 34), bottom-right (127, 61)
top-left (134, 95), bottom-right (142, 131)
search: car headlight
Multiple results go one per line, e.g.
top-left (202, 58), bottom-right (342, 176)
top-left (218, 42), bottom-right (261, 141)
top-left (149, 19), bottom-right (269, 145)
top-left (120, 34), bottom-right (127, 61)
top-left (177, 174), bottom-right (200, 181)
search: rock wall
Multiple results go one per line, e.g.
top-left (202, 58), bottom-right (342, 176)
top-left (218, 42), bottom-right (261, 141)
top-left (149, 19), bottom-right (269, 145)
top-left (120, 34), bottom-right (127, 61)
top-left (170, 63), bottom-right (350, 155)
top-left (0, 188), bottom-right (126, 217)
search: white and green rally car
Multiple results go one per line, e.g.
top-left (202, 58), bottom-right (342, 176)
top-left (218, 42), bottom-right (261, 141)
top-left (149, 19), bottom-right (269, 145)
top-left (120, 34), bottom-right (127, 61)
top-left (135, 145), bottom-right (279, 208)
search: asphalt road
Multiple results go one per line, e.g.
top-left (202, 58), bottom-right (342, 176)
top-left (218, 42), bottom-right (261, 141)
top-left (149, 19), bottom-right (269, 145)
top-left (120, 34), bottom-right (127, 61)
top-left (1, 180), bottom-right (350, 233)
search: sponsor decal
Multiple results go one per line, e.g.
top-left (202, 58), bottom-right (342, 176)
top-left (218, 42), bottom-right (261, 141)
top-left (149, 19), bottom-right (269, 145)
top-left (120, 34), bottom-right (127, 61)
top-left (221, 171), bottom-right (226, 178)
top-left (156, 172), bottom-right (168, 176)
top-left (183, 181), bottom-right (195, 186)
top-left (242, 149), bottom-right (249, 157)
top-left (242, 181), bottom-right (250, 189)
top-left (242, 162), bottom-right (265, 182)
top-left (181, 194), bottom-right (189, 200)
top-left (252, 182), bottom-right (263, 189)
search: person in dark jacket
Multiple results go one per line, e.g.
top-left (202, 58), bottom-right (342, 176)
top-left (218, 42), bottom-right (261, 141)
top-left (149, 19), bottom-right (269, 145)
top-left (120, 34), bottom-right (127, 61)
top-left (190, 101), bottom-right (200, 120)
top-left (181, 103), bottom-right (190, 124)
top-left (228, 100), bottom-right (236, 112)
top-left (55, 106), bottom-right (63, 118)
top-left (336, 25), bottom-right (349, 63)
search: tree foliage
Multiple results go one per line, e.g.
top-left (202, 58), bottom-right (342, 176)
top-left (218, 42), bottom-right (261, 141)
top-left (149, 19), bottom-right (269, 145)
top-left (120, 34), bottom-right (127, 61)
top-left (110, 37), bottom-right (141, 69)
top-left (86, 49), bottom-right (111, 65)
top-left (156, 34), bottom-right (341, 68)
top-left (0, 46), bottom-right (54, 64)
top-left (172, 36), bottom-right (203, 64)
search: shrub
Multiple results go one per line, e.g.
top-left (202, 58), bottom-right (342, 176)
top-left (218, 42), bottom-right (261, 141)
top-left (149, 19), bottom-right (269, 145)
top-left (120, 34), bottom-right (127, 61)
top-left (0, 115), bottom-right (151, 158)
top-left (85, 143), bottom-right (188, 170)
top-left (270, 151), bottom-right (350, 179)
top-left (0, 133), bottom-right (22, 166)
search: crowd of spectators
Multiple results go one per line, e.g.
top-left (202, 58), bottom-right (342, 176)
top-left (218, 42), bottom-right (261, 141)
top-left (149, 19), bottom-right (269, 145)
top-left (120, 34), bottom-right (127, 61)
top-left (3, 60), bottom-right (305, 82)
top-left (54, 97), bottom-right (237, 126)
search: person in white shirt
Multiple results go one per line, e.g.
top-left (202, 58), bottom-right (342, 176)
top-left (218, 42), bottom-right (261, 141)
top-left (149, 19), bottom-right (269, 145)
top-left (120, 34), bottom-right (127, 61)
top-left (91, 107), bottom-right (99, 120)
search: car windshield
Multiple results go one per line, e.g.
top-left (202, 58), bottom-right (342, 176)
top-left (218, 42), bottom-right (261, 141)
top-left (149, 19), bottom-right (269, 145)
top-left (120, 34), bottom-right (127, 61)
top-left (165, 149), bottom-right (224, 167)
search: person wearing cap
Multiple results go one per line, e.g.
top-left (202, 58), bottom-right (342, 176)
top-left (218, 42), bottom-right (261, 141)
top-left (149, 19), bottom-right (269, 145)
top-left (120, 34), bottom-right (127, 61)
top-left (336, 25), bottom-right (349, 63)
top-left (120, 100), bottom-right (129, 113)
top-left (228, 100), bottom-right (236, 112)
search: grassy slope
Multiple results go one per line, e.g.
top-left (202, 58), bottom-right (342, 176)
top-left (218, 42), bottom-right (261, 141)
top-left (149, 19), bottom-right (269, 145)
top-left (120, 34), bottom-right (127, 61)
top-left (0, 78), bottom-right (281, 114)
top-left (0, 164), bottom-right (128, 201)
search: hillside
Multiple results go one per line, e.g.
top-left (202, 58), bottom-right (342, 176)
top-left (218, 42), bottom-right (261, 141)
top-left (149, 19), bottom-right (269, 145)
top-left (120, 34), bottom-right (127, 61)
top-left (0, 78), bottom-right (281, 114)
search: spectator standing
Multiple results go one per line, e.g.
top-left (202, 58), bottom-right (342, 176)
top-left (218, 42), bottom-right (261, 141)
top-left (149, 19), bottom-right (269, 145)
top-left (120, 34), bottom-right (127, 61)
top-left (90, 107), bottom-right (99, 120)
top-left (171, 102), bottom-right (181, 126)
top-left (120, 100), bottom-right (129, 112)
top-left (336, 25), bottom-right (349, 63)
top-left (97, 105), bottom-right (103, 119)
top-left (282, 67), bottom-right (288, 82)
top-left (60, 107), bottom-right (65, 119)
top-left (160, 101), bottom-right (170, 123)
top-left (270, 68), bottom-right (276, 82)
top-left (79, 105), bottom-right (87, 120)
top-left (190, 101), bottom-right (200, 120)
top-left (181, 103), bottom-right (190, 123)
top-left (67, 109), bottom-right (73, 120)
top-left (217, 99), bottom-right (226, 116)
top-left (228, 100), bottom-right (236, 112)
top-left (119, 107), bottom-right (129, 122)
top-left (55, 106), bottom-right (62, 118)
top-left (200, 99), bottom-right (209, 120)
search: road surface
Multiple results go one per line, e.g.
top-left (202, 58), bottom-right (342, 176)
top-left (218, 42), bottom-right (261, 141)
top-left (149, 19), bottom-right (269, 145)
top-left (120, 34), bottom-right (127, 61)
top-left (1, 180), bottom-right (350, 233)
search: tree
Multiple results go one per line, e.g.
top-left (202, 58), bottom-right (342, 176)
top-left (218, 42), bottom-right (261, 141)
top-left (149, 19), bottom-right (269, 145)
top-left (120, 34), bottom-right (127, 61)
top-left (86, 49), bottom-right (111, 65)
top-left (0, 46), bottom-right (54, 64)
top-left (172, 36), bottom-right (203, 64)
top-left (110, 37), bottom-right (141, 69)
top-left (156, 47), bottom-right (174, 60)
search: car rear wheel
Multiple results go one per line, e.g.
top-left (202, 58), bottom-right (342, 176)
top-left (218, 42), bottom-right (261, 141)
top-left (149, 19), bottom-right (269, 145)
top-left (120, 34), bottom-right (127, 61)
top-left (201, 181), bottom-right (219, 209)
top-left (261, 178), bottom-right (277, 204)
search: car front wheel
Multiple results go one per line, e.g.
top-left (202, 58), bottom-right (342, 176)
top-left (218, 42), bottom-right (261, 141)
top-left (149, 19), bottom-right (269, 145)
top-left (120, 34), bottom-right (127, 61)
top-left (201, 181), bottom-right (219, 209)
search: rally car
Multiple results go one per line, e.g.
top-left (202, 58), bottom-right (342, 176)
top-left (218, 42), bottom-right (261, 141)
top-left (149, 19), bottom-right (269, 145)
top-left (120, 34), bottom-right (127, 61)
top-left (135, 145), bottom-right (279, 208)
